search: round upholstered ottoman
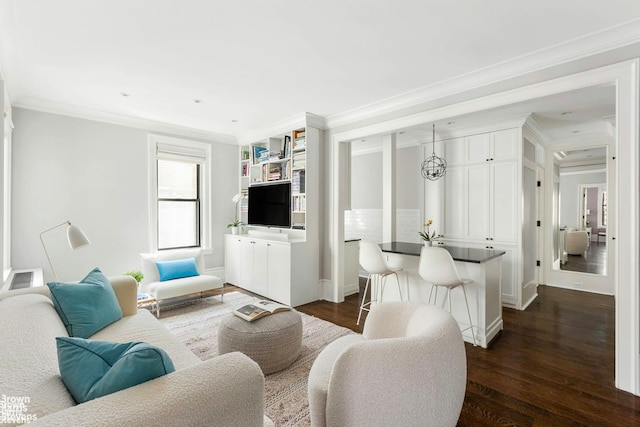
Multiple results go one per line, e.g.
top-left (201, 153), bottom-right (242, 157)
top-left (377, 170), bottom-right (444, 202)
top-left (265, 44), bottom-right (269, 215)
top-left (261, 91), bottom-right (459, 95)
top-left (217, 310), bottom-right (303, 374)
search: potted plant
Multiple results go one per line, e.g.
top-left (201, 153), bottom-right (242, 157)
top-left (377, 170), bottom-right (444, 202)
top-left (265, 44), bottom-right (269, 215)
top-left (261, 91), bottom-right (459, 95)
top-left (418, 219), bottom-right (439, 246)
top-left (228, 193), bottom-right (244, 235)
top-left (124, 269), bottom-right (144, 287)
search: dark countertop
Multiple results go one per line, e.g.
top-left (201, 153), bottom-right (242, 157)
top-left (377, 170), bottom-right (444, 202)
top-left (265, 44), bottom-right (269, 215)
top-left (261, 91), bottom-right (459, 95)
top-left (379, 242), bottom-right (505, 264)
top-left (345, 238), bottom-right (361, 243)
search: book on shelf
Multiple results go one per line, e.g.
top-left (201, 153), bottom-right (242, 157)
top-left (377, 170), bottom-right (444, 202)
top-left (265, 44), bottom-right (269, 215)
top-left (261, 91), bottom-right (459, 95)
top-left (292, 169), bottom-right (306, 193)
top-left (241, 150), bottom-right (250, 161)
top-left (253, 146), bottom-right (268, 164)
top-left (232, 300), bottom-right (291, 322)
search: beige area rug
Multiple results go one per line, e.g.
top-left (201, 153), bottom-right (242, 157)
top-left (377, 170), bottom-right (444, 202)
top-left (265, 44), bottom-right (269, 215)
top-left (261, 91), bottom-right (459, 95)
top-left (158, 291), bottom-right (355, 427)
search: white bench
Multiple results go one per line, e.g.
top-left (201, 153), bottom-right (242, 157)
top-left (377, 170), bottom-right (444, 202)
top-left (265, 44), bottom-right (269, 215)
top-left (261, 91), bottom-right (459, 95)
top-left (140, 248), bottom-right (223, 317)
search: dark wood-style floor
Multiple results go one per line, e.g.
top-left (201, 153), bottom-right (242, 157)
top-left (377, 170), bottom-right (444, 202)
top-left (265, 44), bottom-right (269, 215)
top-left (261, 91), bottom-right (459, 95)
top-left (561, 241), bottom-right (607, 275)
top-left (294, 283), bottom-right (640, 426)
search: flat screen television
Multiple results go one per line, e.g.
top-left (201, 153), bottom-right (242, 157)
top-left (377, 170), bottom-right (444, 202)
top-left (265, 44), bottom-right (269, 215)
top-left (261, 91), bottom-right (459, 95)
top-left (247, 182), bottom-right (291, 228)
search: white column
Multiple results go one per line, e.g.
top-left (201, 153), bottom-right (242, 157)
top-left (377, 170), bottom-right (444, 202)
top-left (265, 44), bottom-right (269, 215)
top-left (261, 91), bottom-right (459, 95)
top-left (382, 133), bottom-right (396, 243)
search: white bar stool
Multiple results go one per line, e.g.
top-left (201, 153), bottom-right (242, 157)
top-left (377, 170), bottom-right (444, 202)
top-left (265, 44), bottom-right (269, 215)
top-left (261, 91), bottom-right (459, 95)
top-left (418, 246), bottom-right (477, 346)
top-left (357, 241), bottom-right (403, 325)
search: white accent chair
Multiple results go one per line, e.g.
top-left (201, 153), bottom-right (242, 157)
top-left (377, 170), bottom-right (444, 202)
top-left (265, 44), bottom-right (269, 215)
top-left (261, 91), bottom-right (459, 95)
top-left (356, 241), bottom-right (403, 325)
top-left (140, 248), bottom-right (223, 317)
top-left (565, 230), bottom-right (589, 256)
top-left (419, 246), bottom-right (477, 346)
top-left (308, 302), bottom-right (467, 427)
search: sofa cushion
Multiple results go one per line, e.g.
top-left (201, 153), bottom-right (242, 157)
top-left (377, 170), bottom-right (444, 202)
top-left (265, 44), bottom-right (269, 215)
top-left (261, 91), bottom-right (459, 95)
top-left (48, 267), bottom-right (123, 338)
top-left (56, 336), bottom-right (175, 404)
top-left (156, 257), bottom-right (199, 281)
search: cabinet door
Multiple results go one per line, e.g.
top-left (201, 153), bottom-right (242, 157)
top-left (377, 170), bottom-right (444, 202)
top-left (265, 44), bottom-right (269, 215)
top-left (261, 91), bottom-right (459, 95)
top-left (466, 165), bottom-right (490, 241)
top-left (491, 128), bottom-right (518, 161)
top-left (225, 236), bottom-right (242, 286)
top-left (465, 133), bottom-right (491, 164)
top-left (252, 241), bottom-right (269, 298)
top-left (266, 242), bottom-right (291, 305)
top-left (491, 162), bottom-right (518, 243)
top-left (240, 239), bottom-right (255, 291)
top-left (443, 167), bottom-right (465, 240)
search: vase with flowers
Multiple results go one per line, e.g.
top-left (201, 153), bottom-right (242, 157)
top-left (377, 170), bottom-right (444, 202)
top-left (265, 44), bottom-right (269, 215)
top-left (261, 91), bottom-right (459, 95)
top-left (227, 193), bottom-right (244, 234)
top-left (418, 219), bottom-right (439, 246)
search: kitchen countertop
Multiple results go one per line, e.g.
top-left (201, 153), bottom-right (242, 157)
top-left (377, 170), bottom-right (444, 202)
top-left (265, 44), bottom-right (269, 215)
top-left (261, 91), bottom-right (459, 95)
top-left (379, 242), bottom-right (505, 264)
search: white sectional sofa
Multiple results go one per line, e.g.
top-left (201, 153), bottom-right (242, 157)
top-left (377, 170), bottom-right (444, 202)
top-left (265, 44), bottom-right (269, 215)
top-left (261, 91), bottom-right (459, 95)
top-left (0, 276), bottom-right (271, 426)
top-left (140, 248), bottom-right (224, 317)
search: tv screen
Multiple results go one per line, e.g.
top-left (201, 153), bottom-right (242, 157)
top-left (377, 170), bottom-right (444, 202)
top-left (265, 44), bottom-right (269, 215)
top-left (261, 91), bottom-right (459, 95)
top-left (248, 182), bottom-right (291, 228)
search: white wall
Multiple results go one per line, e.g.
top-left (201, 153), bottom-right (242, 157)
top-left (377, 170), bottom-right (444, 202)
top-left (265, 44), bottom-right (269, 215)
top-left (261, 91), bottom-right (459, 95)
top-left (559, 170), bottom-right (606, 229)
top-left (346, 145), bottom-right (422, 243)
top-left (11, 108), bottom-right (237, 283)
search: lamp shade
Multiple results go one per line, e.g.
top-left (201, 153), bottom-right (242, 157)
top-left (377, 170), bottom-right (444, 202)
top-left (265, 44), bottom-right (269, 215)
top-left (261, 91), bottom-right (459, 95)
top-left (67, 224), bottom-right (90, 249)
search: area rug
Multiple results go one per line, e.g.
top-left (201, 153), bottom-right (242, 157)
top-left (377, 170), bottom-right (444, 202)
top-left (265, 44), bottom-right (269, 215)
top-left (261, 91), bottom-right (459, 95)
top-left (158, 292), bottom-right (355, 427)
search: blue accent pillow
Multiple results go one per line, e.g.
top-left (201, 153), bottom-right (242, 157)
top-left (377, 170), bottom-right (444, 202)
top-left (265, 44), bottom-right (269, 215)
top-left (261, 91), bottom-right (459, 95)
top-left (156, 257), bottom-right (200, 281)
top-left (47, 267), bottom-right (123, 338)
top-left (56, 336), bottom-right (175, 403)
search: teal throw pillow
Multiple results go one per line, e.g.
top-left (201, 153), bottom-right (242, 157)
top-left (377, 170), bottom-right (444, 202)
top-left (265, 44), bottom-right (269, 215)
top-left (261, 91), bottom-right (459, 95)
top-left (156, 257), bottom-right (200, 281)
top-left (56, 336), bottom-right (175, 403)
top-left (47, 267), bottom-right (123, 338)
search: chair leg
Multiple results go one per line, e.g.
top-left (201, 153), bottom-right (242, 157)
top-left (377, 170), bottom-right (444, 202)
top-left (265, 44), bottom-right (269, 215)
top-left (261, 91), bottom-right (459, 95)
top-left (461, 284), bottom-right (477, 347)
top-left (393, 272), bottom-right (403, 301)
top-left (357, 274), bottom-right (372, 325)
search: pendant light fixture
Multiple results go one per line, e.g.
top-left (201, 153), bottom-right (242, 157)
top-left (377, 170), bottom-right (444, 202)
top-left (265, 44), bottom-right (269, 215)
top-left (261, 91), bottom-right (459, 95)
top-left (421, 124), bottom-right (447, 180)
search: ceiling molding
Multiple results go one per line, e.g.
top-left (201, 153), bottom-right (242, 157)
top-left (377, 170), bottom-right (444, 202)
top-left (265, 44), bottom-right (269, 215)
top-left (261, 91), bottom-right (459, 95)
top-left (325, 18), bottom-right (640, 130)
top-left (237, 112), bottom-right (327, 145)
top-left (13, 97), bottom-right (237, 145)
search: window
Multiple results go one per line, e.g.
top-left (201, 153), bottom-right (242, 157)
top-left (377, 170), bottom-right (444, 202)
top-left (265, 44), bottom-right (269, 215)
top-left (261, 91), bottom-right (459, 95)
top-left (149, 135), bottom-right (211, 252)
top-left (157, 159), bottom-right (200, 249)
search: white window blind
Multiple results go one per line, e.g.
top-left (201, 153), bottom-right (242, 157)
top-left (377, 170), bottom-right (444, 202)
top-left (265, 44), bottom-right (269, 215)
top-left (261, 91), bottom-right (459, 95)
top-left (156, 143), bottom-right (206, 164)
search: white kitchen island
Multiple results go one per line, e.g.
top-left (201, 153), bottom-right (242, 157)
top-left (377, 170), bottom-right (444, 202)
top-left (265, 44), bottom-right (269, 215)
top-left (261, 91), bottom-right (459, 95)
top-left (378, 242), bottom-right (504, 348)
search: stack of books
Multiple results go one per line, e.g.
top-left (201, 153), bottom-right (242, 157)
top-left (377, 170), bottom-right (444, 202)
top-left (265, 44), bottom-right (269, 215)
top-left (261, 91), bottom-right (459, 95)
top-left (267, 163), bottom-right (283, 181)
top-left (293, 151), bottom-right (306, 169)
top-left (293, 130), bottom-right (306, 149)
top-left (292, 194), bottom-right (306, 212)
top-left (292, 170), bottom-right (305, 194)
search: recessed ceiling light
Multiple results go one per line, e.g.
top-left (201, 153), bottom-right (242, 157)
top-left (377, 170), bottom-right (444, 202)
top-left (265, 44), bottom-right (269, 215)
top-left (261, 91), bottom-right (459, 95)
top-left (399, 131), bottom-right (406, 135)
top-left (194, 99), bottom-right (203, 104)
top-left (361, 139), bottom-right (366, 142)
top-left (447, 121), bottom-right (455, 125)
top-left (120, 92), bottom-right (130, 97)
top-left (571, 130), bottom-right (580, 133)
top-left (231, 119), bottom-right (238, 123)
top-left (561, 111), bottom-right (572, 115)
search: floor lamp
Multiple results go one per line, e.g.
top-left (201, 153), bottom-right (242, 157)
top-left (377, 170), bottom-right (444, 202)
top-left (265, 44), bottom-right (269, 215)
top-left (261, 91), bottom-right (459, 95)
top-left (40, 220), bottom-right (90, 281)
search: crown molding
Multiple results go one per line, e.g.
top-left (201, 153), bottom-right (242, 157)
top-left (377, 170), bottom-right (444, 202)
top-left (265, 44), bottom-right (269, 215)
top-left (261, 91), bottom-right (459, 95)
top-left (237, 112), bottom-right (327, 145)
top-left (326, 18), bottom-right (640, 130)
top-left (13, 97), bottom-right (237, 145)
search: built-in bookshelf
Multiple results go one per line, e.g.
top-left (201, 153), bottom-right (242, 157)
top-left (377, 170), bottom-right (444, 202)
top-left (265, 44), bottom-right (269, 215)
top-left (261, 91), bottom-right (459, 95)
top-left (239, 126), bottom-right (308, 229)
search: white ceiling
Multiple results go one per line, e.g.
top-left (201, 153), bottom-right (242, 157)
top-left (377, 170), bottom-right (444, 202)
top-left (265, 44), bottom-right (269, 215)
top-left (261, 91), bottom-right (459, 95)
top-left (1, 1), bottom-right (639, 139)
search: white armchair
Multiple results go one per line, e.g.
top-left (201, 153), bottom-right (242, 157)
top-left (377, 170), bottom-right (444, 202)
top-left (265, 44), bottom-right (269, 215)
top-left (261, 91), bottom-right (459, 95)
top-left (307, 302), bottom-right (467, 427)
top-left (566, 230), bottom-right (589, 255)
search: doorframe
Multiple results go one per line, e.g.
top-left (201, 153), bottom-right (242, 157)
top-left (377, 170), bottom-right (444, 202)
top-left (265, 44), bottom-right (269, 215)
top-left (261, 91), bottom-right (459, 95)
top-left (330, 59), bottom-right (639, 395)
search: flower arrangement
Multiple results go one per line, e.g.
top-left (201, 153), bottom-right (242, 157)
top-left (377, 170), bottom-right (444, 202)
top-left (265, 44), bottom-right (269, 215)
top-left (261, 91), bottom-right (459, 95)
top-left (418, 219), bottom-right (438, 241)
top-left (227, 193), bottom-right (243, 228)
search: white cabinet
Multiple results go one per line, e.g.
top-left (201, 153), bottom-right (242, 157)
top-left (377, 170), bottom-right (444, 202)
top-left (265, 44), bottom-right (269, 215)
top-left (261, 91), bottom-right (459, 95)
top-left (225, 234), bottom-right (318, 306)
top-left (266, 241), bottom-right (291, 304)
top-left (441, 125), bottom-right (524, 308)
top-left (465, 129), bottom-right (518, 164)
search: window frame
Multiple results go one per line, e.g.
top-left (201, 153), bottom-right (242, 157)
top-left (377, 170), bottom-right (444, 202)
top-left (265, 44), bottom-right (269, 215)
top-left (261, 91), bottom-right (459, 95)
top-left (148, 135), bottom-right (211, 252)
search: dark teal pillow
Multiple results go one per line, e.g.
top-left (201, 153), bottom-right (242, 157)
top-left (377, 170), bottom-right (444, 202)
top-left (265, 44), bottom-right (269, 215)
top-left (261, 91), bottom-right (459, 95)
top-left (156, 257), bottom-right (199, 281)
top-left (56, 336), bottom-right (175, 403)
top-left (47, 267), bottom-right (123, 338)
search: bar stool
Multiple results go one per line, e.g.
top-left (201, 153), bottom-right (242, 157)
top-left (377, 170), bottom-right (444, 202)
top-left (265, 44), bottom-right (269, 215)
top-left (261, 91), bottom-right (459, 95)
top-left (418, 246), bottom-right (477, 346)
top-left (357, 241), bottom-right (403, 325)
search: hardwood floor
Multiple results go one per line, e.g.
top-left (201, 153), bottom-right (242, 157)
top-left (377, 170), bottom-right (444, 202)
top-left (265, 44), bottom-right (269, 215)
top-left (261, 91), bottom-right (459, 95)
top-left (293, 283), bottom-right (640, 426)
top-left (561, 241), bottom-right (607, 275)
